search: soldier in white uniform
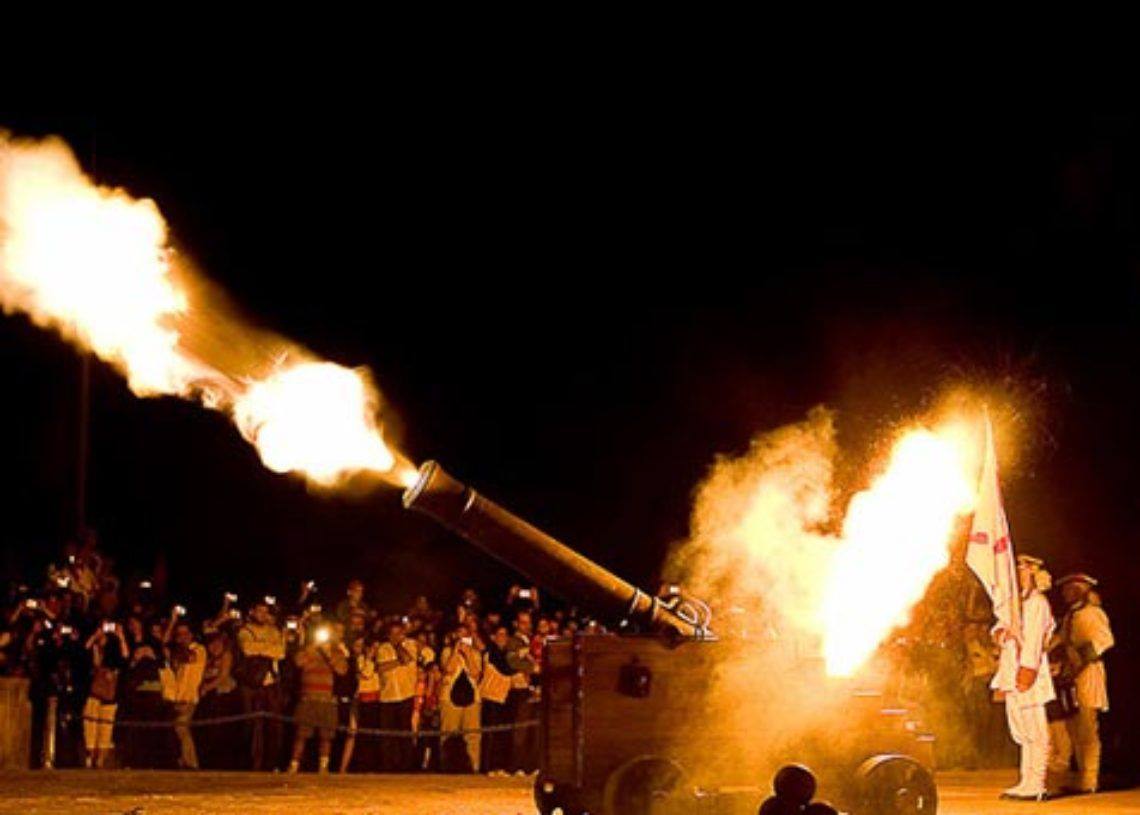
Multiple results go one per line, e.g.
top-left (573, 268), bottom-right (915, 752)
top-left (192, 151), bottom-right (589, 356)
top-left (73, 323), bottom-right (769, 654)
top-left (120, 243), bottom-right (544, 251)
top-left (993, 555), bottom-right (1056, 801)
top-left (1048, 573), bottom-right (1114, 794)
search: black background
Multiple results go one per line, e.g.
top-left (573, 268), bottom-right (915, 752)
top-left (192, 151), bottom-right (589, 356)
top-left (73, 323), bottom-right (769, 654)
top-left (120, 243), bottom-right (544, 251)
top-left (3, 94), bottom-right (1138, 757)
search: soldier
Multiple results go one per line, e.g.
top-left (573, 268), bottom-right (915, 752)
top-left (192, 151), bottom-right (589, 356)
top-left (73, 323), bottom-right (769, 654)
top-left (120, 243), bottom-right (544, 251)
top-left (1048, 573), bottom-right (1114, 794)
top-left (994, 555), bottom-right (1056, 801)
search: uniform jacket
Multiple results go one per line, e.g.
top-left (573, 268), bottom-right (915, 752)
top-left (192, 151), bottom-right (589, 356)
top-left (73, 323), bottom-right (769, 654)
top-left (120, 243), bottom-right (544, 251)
top-left (1061, 599), bottom-right (1114, 711)
top-left (992, 590), bottom-right (1056, 706)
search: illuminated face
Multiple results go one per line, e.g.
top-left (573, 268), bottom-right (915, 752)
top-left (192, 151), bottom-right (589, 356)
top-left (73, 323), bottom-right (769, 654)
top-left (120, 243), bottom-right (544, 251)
top-left (516, 612), bottom-right (533, 636)
top-left (389, 624), bottom-right (405, 645)
top-left (347, 582), bottom-right (363, 603)
top-left (174, 625), bottom-right (193, 647)
top-left (492, 627), bottom-right (509, 649)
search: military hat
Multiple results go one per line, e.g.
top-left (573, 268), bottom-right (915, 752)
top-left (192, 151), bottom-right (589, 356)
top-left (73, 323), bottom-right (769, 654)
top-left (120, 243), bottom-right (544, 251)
top-left (1056, 572), bottom-right (1098, 588)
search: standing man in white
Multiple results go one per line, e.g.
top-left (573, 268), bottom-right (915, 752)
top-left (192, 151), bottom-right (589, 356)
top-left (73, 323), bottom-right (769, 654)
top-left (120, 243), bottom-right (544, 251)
top-left (993, 555), bottom-right (1056, 801)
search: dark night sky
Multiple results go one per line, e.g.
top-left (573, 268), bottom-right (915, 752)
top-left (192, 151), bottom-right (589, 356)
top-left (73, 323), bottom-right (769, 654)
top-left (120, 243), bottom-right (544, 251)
top-left (2, 100), bottom-right (1138, 733)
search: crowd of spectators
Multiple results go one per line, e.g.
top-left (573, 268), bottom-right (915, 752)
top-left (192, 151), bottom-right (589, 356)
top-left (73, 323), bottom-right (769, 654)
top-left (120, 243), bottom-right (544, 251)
top-left (0, 531), bottom-right (603, 774)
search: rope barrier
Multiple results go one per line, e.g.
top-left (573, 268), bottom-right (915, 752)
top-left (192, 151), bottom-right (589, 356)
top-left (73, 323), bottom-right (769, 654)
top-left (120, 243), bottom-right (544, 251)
top-left (78, 709), bottom-right (538, 738)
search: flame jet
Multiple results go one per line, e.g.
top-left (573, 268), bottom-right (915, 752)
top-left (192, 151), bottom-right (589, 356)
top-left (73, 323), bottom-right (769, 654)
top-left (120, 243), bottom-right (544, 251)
top-left (0, 131), bottom-right (414, 489)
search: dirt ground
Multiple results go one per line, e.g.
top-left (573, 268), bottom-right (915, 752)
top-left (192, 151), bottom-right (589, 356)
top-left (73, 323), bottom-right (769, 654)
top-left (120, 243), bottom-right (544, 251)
top-left (0, 769), bottom-right (1137, 814)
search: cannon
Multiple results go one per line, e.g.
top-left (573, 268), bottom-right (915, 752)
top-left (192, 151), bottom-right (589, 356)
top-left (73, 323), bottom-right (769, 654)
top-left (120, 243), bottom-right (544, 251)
top-left (404, 461), bottom-right (938, 815)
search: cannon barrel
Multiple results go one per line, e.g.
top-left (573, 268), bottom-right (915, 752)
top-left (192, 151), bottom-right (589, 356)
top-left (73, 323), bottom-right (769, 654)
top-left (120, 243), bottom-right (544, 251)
top-left (403, 461), bottom-right (702, 638)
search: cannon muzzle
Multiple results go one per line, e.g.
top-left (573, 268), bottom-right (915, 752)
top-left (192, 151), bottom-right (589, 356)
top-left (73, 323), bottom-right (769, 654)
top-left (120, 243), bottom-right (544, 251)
top-left (403, 461), bottom-right (707, 639)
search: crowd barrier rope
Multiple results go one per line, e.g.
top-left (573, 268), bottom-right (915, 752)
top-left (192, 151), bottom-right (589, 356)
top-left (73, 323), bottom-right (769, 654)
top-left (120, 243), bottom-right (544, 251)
top-left (77, 709), bottom-right (538, 738)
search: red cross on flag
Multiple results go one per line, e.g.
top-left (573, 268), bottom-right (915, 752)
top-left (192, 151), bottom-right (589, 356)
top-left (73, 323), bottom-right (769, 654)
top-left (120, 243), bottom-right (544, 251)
top-left (966, 410), bottom-right (1021, 639)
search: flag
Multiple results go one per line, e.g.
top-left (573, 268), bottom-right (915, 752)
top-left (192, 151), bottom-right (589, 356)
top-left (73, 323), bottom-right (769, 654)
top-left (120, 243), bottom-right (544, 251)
top-left (966, 410), bottom-right (1021, 640)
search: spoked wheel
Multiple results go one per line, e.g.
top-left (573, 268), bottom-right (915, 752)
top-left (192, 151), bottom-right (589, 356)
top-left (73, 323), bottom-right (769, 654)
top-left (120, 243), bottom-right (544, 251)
top-left (602, 755), bottom-right (688, 815)
top-left (855, 755), bottom-right (938, 814)
top-left (533, 773), bottom-right (586, 815)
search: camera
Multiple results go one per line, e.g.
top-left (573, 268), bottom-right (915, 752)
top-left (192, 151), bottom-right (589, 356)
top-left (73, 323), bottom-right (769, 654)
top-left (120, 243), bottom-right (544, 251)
top-left (460, 636), bottom-right (474, 646)
top-left (56, 576), bottom-right (71, 588)
top-left (228, 609), bottom-right (242, 620)
top-left (224, 592), bottom-right (238, 603)
top-left (518, 589), bottom-right (532, 600)
top-left (59, 625), bottom-right (73, 636)
top-left (306, 580), bottom-right (317, 591)
top-left (103, 621), bottom-right (116, 634)
top-left (173, 605), bottom-right (187, 616)
top-left (25, 598), bottom-right (38, 609)
top-left (286, 619), bottom-right (299, 631)
top-left (67, 555), bottom-right (75, 565)
top-left (308, 603), bottom-right (322, 614)
top-left (139, 580), bottom-right (152, 590)
top-left (264, 595), bottom-right (277, 606)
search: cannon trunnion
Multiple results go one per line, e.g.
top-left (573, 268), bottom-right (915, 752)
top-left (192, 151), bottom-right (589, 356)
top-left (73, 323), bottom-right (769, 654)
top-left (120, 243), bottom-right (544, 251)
top-left (403, 462), bottom-right (937, 814)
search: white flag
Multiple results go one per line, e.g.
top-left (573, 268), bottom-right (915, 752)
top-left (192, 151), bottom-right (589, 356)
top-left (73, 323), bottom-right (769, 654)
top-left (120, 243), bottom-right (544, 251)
top-left (966, 410), bottom-right (1020, 638)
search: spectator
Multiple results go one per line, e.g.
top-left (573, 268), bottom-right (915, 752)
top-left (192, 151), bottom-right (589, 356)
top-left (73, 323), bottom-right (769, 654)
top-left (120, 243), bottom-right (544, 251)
top-left (377, 619), bottom-right (431, 772)
top-left (162, 616), bottom-right (206, 770)
top-left (507, 610), bottom-right (539, 773)
top-left (335, 580), bottom-right (372, 645)
top-left (196, 631), bottom-right (242, 769)
top-left (342, 636), bottom-right (381, 772)
top-left (439, 621), bottom-right (483, 773)
top-left (236, 600), bottom-right (286, 771)
top-left (479, 626), bottom-right (514, 775)
top-left (288, 625), bottom-right (348, 773)
top-left (118, 632), bottom-right (169, 768)
top-left (82, 621), bottom-right (128, 768)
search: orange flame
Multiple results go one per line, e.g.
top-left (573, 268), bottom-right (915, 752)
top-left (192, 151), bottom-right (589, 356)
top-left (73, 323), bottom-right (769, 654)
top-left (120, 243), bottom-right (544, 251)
top-left (0, 131), bottom-right (411, 488)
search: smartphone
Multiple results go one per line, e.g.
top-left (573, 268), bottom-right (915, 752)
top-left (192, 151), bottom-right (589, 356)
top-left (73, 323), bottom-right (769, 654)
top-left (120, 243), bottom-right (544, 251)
top-left (102, 621), bottom-right (116, 634)
top-left (460, 636), bottom-right (474, 646)
top-left (229, 609), bottom-right (242, 620)
top-left (308, 604), bottom-right (322, 614)
top-left (25, 598), bottom-right (38, 609)
top-left (59, 625), bottom-right (73, 636)
top-left (173, 605), bottom-right (187, 616)
top-left (306, 580), bottom-right (317, 591)
top-left (264, 595), bottom-right (277, 606)
top-left (518, 589), bottom-right (532, 600)
top-left (139, 580), bottom-right (152, 590)
top-left (286, 619), bottom-right (299, 631)
top-left (225, 592), bottom-right (238, 603)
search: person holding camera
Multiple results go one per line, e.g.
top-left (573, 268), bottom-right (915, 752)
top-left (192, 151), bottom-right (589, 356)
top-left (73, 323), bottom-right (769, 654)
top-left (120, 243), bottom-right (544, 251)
top-left (162, 614), bottom-right (205, 770)
top-left (507, 609), bottom-right (539, 773)
top-left (237, 600), bottom-right (286, 770)
top-left (377, 619), bottom-right (432, 771)
top-left (82, 621), bottom-right (128, 768)
top-left (439, 621), bottom-right (484, 772)
top-left (287, 625), bottom-right (348, 773)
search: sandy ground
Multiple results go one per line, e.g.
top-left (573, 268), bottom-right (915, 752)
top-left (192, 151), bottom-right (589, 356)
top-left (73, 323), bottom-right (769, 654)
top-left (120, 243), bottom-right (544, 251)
top-left (0, 769), bottom-right (1137, 814)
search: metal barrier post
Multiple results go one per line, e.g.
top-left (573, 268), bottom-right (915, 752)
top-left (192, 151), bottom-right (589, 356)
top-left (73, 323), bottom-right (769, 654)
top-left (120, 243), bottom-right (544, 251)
top-left (41, 696), bottom-right (57, 769)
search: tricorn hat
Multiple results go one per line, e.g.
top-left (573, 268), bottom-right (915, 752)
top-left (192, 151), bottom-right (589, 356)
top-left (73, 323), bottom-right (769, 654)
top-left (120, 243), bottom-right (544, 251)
top-left (1056, 572), bottom-right (1098, 588)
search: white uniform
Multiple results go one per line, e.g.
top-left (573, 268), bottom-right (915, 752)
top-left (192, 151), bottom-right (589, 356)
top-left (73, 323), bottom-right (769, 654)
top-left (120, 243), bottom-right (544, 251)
top-left (992, 591), bottom-right (1055, 795)
top-left (1048, 599), bottom-right (1114, 791)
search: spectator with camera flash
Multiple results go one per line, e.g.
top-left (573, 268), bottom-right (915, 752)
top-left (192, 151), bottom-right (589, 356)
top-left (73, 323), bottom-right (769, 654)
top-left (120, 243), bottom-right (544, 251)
top-left (237, 599), bottom-right (286, 771)
top-left (83, 620), bottom-right (128, 768)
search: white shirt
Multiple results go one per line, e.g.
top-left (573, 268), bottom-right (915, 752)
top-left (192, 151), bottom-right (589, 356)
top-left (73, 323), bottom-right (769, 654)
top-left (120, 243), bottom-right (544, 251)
top-left (377, 640), bottom-right (433, 703)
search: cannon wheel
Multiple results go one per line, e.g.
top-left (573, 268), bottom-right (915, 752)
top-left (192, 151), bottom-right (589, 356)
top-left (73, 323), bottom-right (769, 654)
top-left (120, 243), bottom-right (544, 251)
top-left (602, 755), bottom-right (687, 815)
top-left (533, 773), bottom-right (586, 815)
top-left (855, 754), bottom-right (938, 814)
